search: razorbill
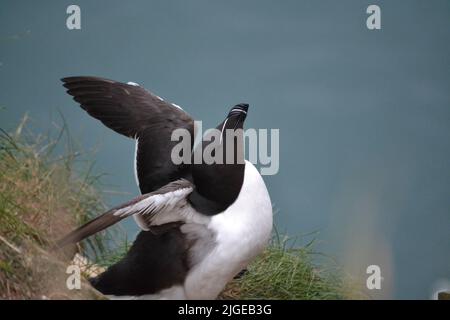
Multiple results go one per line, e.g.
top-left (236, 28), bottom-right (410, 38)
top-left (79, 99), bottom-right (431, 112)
top-left (57, 76), bottom-right (273, 299)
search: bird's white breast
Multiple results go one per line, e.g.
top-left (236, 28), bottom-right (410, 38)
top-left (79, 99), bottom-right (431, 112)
top-left (183, 160), bottom-right (273, 299)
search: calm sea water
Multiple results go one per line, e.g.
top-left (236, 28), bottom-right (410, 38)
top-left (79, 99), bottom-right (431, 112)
top-left (1, 1), bottom-right (449, 299)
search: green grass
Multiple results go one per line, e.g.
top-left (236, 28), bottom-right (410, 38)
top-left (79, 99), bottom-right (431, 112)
top-left (0, 116), bottom-right (360, 300)
top-left (0, 116), bottom-right (116, 299)
top-left (220, 234), bottom-right (358, 299)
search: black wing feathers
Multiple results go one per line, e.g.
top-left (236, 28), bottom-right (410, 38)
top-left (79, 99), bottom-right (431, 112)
top-left (61, 76), bottom-right (193, 138)
top-left (61, 76), bottom-right (195, 193)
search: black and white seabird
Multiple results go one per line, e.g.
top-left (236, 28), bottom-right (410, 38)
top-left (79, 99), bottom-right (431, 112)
top-left (57, 76), bottom-right (273, 299)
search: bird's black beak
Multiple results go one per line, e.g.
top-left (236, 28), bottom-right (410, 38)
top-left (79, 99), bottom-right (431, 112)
top-left (227, 103), bottom-right (248, 129)
top-left (227, 103), bottom-right (249, 119)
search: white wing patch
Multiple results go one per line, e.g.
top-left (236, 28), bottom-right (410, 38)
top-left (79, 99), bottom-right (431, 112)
top-left (171, 103), bottom-right (183, 110)
top-left (127, 81), bottom-right (140, 86)
top-left (154, 95), bottom-right (183, 111)
top-left (111, 184), bottom-right (202, 231)
top-left (133, 137), bottom-right (140, 189)
top-left (113, 187), bottom-right (192, 217)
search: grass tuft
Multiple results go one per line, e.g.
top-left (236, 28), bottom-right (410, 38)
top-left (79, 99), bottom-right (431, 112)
top-left (220, 234), bottom-right (360, 300)
top-left (0, 116), bottom-right (114, 299)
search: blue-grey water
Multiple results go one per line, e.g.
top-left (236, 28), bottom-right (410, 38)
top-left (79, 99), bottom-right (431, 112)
top-left (1, 1), bottom-right (449, 299)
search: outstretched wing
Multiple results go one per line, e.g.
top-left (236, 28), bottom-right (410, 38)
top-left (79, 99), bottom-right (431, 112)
top-left (56, 179), bottom-right (195, 248)
top-left (61, 76), bottom-right (195, 193)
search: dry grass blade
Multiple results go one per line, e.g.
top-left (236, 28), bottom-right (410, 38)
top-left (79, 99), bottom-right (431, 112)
top-left (0, 116), bottom-right (119, 299)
